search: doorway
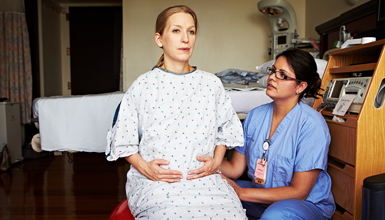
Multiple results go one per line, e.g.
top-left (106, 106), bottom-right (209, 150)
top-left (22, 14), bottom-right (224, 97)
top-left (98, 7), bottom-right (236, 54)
top-left (69, 6), bottom-right (122, 95)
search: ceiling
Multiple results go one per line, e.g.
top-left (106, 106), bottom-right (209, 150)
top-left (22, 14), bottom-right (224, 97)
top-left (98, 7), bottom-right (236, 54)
top-left (56, 0), bottom-right (121, 3)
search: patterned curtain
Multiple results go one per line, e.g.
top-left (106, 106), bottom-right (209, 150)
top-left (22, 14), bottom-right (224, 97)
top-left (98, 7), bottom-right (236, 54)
top-left (120, 33), bottom-right (123, 91)
top-left (0, 11), bottom-right (33, 124)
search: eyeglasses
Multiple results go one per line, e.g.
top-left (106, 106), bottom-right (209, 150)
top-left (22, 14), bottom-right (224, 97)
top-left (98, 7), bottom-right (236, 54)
top-left (266, 66), bottom-right (302, 82)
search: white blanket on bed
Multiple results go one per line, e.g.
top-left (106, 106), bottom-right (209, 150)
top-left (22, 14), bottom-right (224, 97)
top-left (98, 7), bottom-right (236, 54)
top-left (228, 90), bottom-right (272, 114)
top-left (34, 92), bottom-right (125, 152)
top-left (33, 90), bottom-right (270, 152)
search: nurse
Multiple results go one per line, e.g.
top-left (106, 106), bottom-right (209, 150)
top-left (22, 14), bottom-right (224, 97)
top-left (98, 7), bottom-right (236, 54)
top-left (219, 48), bottom-right (335, 220)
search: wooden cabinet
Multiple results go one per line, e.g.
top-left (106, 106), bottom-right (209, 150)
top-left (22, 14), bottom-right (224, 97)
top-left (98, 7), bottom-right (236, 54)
top-left (313, 39), bottom-right (385, 220)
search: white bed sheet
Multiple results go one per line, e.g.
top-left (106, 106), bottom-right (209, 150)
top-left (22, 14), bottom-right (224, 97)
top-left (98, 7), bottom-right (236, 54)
top-left (228, 90), bottom-right (272, 114)
top-left (33, 90), bottom-right (270, 153)
top-left (34, 92), bottom-right (125, 152)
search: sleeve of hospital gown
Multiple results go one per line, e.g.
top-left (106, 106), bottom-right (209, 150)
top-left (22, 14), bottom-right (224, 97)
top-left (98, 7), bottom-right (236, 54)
top-left (234, 113), bottom-right (253, 155)
top-left (294, 122), bottom-right (331, 172)
top-left (214, 84), bottom-right (244, 149)
top-left (105, 83), bottom-right (140, 161)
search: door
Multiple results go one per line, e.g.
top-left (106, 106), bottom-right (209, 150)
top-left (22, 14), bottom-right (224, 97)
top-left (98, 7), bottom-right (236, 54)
top-left (69, 7), bottom-right (122, 95)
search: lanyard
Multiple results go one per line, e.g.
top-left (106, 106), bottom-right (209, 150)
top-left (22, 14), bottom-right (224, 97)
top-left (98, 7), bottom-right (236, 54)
top-left (262, 139), bottom-right (270, 162)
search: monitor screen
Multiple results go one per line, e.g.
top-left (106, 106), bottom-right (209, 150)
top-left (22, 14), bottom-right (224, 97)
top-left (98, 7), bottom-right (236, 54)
top-left (378, 0), bottom-right (385, 26)
top-left (331, 81), bottom-right (344, 98)
top-left (277, 35), bottom-right (286, 45)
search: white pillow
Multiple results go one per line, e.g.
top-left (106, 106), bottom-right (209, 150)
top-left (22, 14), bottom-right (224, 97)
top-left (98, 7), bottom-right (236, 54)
top-left (314, 59), bottom-right (327, 79)
top-left (256, 60), bottom-right (275, 75)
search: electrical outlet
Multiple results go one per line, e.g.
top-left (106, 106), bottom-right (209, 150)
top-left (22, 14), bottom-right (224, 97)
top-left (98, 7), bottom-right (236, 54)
top-left (11, 114), bottom-right (15, 121)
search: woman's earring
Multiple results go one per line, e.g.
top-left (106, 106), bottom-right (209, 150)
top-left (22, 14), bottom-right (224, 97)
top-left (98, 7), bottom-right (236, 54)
top-left (296, 91), bottom-right (299, 95)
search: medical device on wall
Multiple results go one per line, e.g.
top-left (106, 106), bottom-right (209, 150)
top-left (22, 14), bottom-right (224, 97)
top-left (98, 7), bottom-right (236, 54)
top-left (258, 0), bottom-right (298, 60)
top-left (323, 77), bottom-right (372, 113)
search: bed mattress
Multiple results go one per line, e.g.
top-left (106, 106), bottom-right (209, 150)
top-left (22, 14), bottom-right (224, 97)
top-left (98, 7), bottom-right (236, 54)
top-left (33, 89), bottom-right (271, 152)
top-left (33, 92), bottom-right (125, 152)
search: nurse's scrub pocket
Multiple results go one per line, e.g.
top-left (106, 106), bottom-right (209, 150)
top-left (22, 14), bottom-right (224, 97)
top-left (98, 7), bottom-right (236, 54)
top-left (272, 154), bottom-right (294, 186)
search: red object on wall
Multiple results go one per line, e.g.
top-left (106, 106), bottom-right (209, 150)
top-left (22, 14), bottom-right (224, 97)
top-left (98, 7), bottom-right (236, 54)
top-left (108, 198), bottom-right (135, 220)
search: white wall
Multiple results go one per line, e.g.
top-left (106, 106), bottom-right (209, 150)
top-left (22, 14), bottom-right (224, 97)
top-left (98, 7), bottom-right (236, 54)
top-left (47, 0), bottom-right (374, 95)
top-left (60, 9), bottom-right (71, 96)
top-left (305, 0), bottom-right (371, 39)
top-left (122, 0), bottom-right (306, 91)
top-left (40, 0), bottom-right (63, 97)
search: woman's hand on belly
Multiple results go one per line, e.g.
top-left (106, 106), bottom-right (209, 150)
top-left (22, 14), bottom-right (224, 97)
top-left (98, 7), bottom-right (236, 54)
top-left (125, 153), bottom-right (183, 183)
top-left (143, 159), bottom-right (184, 183)
top-left (187, 156), bottom-right (217, 180)
top-left (187, 145), bottom-right (227, 180)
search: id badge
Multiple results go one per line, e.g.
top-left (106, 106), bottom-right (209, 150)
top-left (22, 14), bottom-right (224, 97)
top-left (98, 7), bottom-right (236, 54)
top-left (254, 158), bottom-right (267, 185)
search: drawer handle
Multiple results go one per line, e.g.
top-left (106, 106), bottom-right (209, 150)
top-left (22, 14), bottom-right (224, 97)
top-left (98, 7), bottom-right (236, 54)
top-left (335, 203), bottom-right (346, 215)
top-left (333, 203), bottom-right (353, 220)
top-left (328, 157), bottom-right (355, 178)
top-left (328, 157), bottom-right (345, 169)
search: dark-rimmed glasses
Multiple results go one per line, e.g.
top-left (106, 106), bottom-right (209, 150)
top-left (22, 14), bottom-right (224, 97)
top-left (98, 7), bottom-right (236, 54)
top-left (266, 66), bottom-right (302, 82)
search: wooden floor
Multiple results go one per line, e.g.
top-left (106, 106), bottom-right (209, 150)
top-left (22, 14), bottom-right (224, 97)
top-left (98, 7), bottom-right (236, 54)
top-left (0, 152), bottom-right (130, 220)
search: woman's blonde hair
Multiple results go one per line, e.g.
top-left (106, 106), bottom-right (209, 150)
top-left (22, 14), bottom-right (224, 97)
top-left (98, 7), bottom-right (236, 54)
top-left (154, 5), bottom-right (198, 68)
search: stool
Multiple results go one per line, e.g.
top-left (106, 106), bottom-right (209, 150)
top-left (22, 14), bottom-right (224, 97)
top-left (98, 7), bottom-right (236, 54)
top-left (108, 198), bottom-right (135, 220)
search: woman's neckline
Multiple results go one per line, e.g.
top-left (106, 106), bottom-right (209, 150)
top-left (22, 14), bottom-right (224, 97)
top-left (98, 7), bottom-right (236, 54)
top-left (153, 66), bottom-right (197, 75)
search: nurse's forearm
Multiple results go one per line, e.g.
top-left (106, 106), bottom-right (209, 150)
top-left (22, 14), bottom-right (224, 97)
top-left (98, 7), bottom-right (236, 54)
top-left (220, 160), bottom-right (241, 179)
top-left (239, 186), bottom-right (302, 204)
top-left (238, 169), bottom-right (320, 203)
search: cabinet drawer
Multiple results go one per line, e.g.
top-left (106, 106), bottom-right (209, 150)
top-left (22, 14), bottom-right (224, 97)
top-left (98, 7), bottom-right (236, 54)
top-left (326, 120), bottom-right (356, 166)
top-left (327, 161), bottom-right (355, 214)
top-left (331, 210), bottom-right (353, 220)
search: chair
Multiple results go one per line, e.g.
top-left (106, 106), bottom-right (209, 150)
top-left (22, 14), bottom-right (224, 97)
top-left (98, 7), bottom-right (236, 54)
top-left (108, 198), bottom-right (135, 220)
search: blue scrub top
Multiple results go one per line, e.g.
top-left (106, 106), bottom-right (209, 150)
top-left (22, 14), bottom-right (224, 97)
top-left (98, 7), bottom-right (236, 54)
top-left (235, 101), bottom-right (335, 219)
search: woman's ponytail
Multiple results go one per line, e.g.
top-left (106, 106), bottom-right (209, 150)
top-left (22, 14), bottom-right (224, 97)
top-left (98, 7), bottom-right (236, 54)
top-left (154, 54), bottom-right (164, 68)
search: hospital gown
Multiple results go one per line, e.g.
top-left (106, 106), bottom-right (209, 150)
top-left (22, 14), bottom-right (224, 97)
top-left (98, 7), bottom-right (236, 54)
top-left (106, 67), bottom-right (247, 219)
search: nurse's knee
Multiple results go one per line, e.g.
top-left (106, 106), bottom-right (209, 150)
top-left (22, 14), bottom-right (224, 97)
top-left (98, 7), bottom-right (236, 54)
top-left (260, 199), bottom-right (304, 220)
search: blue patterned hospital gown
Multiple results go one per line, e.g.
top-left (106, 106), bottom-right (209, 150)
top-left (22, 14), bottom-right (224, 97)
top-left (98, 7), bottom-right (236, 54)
top-left (106, 67), bottom-right (247, 219)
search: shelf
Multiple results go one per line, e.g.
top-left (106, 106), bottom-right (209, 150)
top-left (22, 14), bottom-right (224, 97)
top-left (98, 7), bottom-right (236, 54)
top-left (319, 110), bottom-right (357, 128)
top-left (315, 39), bottom-right (385, 220)
top-left (329, 63), bottom-right (377, 74)
top-left (321, 110), bottom-right (358, 119)
top-left (329, 39), bottom-right (385, 56)
top-left (323, 116), bottom-right (357, 129)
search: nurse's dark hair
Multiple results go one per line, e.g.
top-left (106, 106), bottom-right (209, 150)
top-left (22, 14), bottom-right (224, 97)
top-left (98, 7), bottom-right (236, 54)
top-left (276, 48), bottom-right (323, 100)
top-left (154, 5), bottom-right (198, 68)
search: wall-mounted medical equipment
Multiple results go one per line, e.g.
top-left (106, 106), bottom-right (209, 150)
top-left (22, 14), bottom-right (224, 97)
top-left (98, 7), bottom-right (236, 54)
top-left (323, 77), bottom-right (372, 113)
top-left (258, 0), bottom-right (298, 60)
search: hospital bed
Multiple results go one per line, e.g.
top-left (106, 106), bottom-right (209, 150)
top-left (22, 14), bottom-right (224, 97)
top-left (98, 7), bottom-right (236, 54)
top-left (31, 89), bottom-right (271, 154)
top-left (31, 58), bottom-right (327, 154)
top-left (32, 57), bottom-right (328, 155)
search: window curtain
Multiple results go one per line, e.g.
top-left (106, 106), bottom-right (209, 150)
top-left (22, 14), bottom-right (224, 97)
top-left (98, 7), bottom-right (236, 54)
top-left (0, 0), bottom-right (32, 124)
top-left (120, 34), bottom-right (123, 91)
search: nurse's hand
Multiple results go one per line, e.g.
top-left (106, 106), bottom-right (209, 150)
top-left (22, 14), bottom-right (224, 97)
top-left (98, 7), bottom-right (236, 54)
top-left (186, 156), bottom-right (220, 180)
top-left (219, 173), bottom-right (242, 196)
